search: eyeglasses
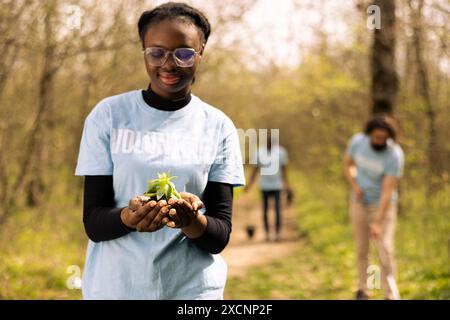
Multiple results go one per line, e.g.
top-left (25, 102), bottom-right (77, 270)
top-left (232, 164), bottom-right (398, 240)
top-left (143, 47), bottom-right (201, 68)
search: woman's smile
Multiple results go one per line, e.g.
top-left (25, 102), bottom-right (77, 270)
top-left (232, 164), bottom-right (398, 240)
top-left (158, 72), bottom-right (182, 86)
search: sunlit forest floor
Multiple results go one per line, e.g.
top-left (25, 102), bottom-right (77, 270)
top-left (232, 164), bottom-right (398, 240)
top-left (0, 170), bottom-right (448, 299)
top-left (222, 193), bottom-right (301, 279)
top-left (226, 171), bottom-right (450, 299)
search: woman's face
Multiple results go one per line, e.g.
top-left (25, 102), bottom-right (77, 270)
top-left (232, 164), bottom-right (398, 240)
top-left (143, 18), bottom-right (203, 99)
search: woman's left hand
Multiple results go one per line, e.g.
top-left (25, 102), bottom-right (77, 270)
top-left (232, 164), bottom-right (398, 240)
top-left (166, 192), bottom-right (204, 228)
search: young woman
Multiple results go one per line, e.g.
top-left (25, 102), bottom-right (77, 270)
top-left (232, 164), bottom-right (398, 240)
top-left (75, 2), bottom-right (245, 299)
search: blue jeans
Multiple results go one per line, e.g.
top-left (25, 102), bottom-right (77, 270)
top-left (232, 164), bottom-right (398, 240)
top-left (261, 190), bottom-right (281, 235)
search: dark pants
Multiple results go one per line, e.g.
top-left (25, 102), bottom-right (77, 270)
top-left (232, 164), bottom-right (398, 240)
top-left (261, 190), bottom-right (281, 235)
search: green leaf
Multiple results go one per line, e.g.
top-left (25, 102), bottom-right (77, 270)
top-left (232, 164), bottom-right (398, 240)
top-left (144, 171), bottom-right (180, 200)
top-left (156, 188), bottom-right (165, 200)
top-left (164, 184), bottom-right (169, 198)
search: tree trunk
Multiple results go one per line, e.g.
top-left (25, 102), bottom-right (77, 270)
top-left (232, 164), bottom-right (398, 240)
top-left (371, 0), bottom-right (398, 115)
top-left (409, 0), bottom-right (441, 191)
top-left (0, 0), bottom-right (31, 99)
top-left (24, 2), bottom-right (59, 207)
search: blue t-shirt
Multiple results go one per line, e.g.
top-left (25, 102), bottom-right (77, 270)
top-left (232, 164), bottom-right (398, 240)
top-left (75, 89), bottom-right (245, 299)
top-left (346, 133), bottom-right (404, 205)
top-left (255, 145), bottom-right (288, 191)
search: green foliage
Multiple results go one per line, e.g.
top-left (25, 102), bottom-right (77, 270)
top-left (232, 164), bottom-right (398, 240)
top-left (0, 0), bottom-right (449, 300)
top-left (225, 170), bottom-right (450, 300)
top-left (0, 191), bottom-right (85, 299)
top-left (144, 171), bottom-right (181, 201)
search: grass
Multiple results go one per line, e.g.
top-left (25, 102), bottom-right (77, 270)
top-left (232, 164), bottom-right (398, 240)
top-left (0, 189), bottom-right (85, 299)
top-left (0, 169), bottom-right (448, 299)
top-left (225, 170), bottom-right (450, 300)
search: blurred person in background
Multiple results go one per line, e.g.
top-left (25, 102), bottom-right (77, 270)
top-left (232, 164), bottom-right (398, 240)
top-left (244, 133), bottom-right (292, 242)
top-left (344, 115), bottom-right (404, 300)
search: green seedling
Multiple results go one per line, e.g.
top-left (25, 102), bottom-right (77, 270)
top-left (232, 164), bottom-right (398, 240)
top-left (139, 171), bottom-right (181, 204)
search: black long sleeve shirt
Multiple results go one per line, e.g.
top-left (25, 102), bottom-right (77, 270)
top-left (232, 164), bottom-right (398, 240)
top-left (83, 177), bottom-right (233, 253)
top-left (81, 85), bottom-right (234, 254)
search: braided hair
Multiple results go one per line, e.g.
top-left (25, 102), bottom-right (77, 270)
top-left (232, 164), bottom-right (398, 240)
top-left (138, 2), bottom-right (211, 49)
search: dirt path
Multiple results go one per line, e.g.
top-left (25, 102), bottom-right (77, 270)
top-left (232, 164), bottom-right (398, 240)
top-left (221, 195), bottom-right (301, 278)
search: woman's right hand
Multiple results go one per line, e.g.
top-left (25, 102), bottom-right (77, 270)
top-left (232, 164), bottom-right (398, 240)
top-left (120, 197), bottom-right (175, 232)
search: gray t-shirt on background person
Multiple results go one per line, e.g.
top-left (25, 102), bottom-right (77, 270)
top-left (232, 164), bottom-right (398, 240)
top-left (255, 144), bottom-right (289, 191)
